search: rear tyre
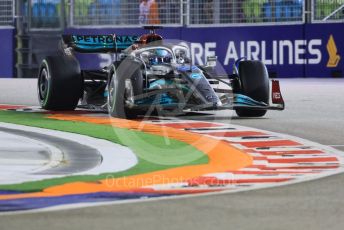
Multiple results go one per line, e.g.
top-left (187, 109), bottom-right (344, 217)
top-left (38, 56), bottom-right (82, 110)
top-left (108, 60), bottom-right (143, 119)
top-left (235, 60), bottom-right (269, 117)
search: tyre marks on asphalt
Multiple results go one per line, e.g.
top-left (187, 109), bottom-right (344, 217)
top-left (0, 121), bottom-right (138, 187)
top-left (0, 126), bottom-right (102, 175)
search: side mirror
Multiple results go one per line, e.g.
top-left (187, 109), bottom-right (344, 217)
top-left (206, 56), bottom-right (217, 67)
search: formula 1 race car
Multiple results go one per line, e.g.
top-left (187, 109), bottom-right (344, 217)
top-left (38, 27), bottom-right (284, 118)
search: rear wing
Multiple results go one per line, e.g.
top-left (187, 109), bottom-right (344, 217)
top-left (61, 35), bottom-right (139, 53)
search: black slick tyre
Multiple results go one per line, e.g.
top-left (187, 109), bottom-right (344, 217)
top-left (107, 60), bottom-right (143, 119)
top-left (235, 60), bottom-right (269, 117)
top-left (38, 56), bottom-right (82, 110)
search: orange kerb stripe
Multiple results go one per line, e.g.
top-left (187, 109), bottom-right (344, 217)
top-left (233, 140), bottom-right (301, 148)
top-left (0, 105), bottom-right (25, 109)
top-left (155, 122), bottom-right (220, 129)
top-left (267, 157), bottom-right (338, 163)
top-left (256, 150), bottom-right (324, 155)
top-left (206, 131), bottom-right (267, 137)
top-left (0, 114), bottom-right (252, 200)
top-left (246, 165), bottom-right (339, 170)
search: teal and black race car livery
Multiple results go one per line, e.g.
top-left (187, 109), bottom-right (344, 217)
top-left (38, 27), bottom-right (284, 118)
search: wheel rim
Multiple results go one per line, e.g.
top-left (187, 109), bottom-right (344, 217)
top-left (107, 69), bottom-right (134, 116)
top-left (124, 79), bottom-right (134, 105)
top-left (38, 68), bottom-right (49, 103)
top-left (108, 71), bottom-right (117, 113)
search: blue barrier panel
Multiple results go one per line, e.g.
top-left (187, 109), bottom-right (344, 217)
top-left (305, 23), bottom-right (343, 78)
top-left (0, 28), bottom-right (14, 78)
top-left (65, 24), bottom-right (343, 78)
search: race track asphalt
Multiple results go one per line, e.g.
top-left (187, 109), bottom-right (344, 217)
top-left (0, 78), bottom-right (343, 230)
top-left (0, 126), bottom-right (101, 175)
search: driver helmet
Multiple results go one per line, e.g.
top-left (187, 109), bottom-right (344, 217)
top-left (149, 49), bottom-right (172, 65)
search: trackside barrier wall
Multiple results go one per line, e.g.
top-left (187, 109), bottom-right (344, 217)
top-left (304, 23), bottom-right (343, 78)
top-left (0, 28), bottom-right (14, 78)
top-left (65, 23), bottom-right (343, 78)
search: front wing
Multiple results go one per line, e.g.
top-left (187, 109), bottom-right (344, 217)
top-left (126, 80), bottom-right (285, 112)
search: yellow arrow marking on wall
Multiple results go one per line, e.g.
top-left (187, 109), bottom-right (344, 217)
top-left (327, 35), bottom-right (340, 68)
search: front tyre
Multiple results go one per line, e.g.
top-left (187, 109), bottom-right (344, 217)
top-left (107, 61), bottom-right (143, 119)
top-left (108, 65), bottom-right (126, 118)
top-left (235, 60), bottom-right (269, 117)
top-left (38, 56), bottom-right (82, 110)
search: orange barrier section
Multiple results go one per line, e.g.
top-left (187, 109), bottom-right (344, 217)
top-left (0, 115), bottom-right (252, 200)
